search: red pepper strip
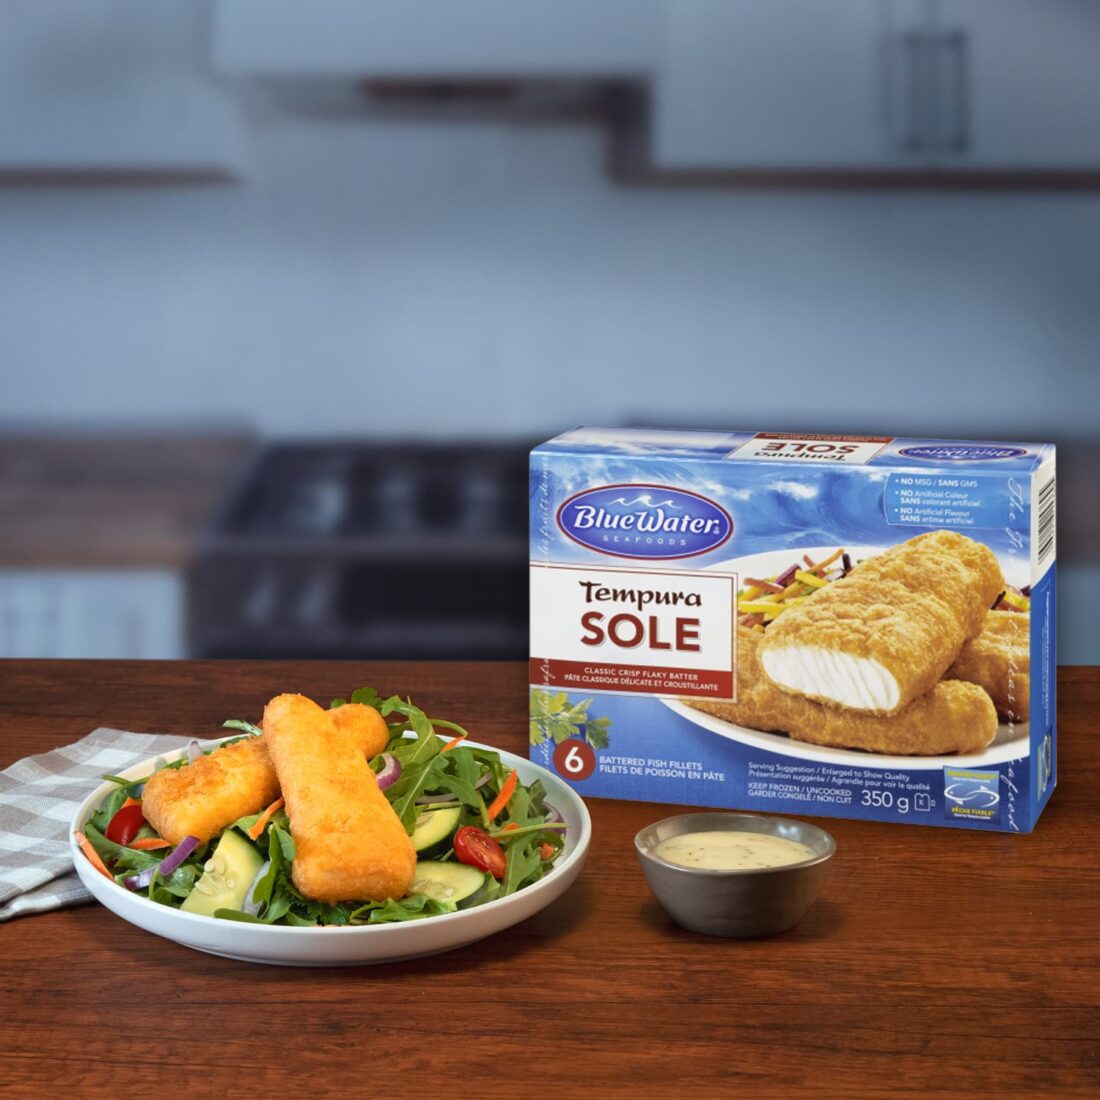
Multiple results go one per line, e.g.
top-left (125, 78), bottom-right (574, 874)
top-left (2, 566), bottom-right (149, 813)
top-left (74, 832), bottom-right (113, 881)
top-left (485, 770), bottom-right (519, 822)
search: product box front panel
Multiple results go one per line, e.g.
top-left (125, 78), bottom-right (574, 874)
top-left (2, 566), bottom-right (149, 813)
top-left (529, 429), bottom-right (1056, 833)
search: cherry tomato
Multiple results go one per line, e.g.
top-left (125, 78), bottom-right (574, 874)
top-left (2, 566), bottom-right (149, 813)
top-left (453, 826), bottom-right (506, 879)
top-left (105, 803), bottom-right (146, 846)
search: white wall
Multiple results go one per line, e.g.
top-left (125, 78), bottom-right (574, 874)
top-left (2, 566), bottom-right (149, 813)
top-left (1, 111), bottom-right (1096, 660)
top-left (2, 113), bottom-right (1099, 440)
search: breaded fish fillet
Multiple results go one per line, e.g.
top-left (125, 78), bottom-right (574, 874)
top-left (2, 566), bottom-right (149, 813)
top-left (142, 736), bottom-right (279, 845)
top-left (947, 611), bottom-right (1030, 723)
top-left (687, 627), bottom-right (997, 756)
top-left (758, 530), bottom-right (1003, 715)
top-left (141, 703), bottom-right (390, 846)
top-left (263, 693), bottom-right (415, 904)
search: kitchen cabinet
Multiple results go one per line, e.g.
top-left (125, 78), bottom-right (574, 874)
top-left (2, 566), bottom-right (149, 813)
top-left (653, 0), bottom-right (892, 170)
top-left (649, 0), bottom-right (1100, 175)
top-left (0, 571), bottom-right (182, 660)
top-left (927, 0), bottom-right (1100, 168)
top-left (213, 0), bottom-right (660, 78)
top-left (0, 2), bottom-right (244, 176)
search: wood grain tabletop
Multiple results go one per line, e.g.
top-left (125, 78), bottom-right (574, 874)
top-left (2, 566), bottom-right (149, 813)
top-left (1, 660), bottom-right (1097, 1098)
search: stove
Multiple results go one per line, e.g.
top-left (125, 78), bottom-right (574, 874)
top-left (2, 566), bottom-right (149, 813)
top-left (188, 442), bottom-right (531, 659)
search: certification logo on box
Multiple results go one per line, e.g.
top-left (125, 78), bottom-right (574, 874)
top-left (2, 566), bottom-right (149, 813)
top-left (943, 768), bottom-right (1001, 824)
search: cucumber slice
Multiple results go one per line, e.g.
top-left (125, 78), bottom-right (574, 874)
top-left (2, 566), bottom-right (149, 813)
top-left (180, 829), bottom-right (263, 917)
top-left (411, 861), bottom-right (488, 908)
top-left (411, 805), bottom-right (462, 854)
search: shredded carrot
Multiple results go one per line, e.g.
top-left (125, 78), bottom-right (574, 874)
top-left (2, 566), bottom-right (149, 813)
top-left (74, 831), bottom-right (113, 881)
top-left (501, 822), bottom-right (519, 832)
top-left (121, 796), bottom-right (141, 810)
top-left (486, 770), bottom-right (519, 822)
top-left (247, 797), bottom-right (285, 841)
top-left (539, 843), bottom-right (556, 861)
top-left (441, 733), bottom-right (467, 753)
top-left (128, 836), bottom-right (172, 851)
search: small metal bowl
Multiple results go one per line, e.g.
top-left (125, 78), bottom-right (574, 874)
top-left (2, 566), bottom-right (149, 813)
top-left (635, 812), bottom-right (836, 938)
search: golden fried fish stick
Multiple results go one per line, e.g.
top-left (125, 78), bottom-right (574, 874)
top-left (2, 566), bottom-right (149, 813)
top-left (263, 693), bottom-right (415, 904)
top-left (947, 611), bottom-right (1030, 722)
top-left (141, 703), bottom-right (391, 846)
top-left (332, 702), bottom-right (392, 759)
top-left (687, 627), bottom-right (997, 756)
top-left (758, 530), bottom-right (1003, 715)
top-left (142, 737), bottom-right (279, 845)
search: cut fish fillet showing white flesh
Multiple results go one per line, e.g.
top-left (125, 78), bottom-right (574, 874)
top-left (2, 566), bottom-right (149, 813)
top-left (759, 645), bottom-right (900, 713)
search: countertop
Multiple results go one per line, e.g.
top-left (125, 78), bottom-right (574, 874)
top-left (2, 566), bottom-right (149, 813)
top-left (1, 659), bottom-right (1097, 1097)
top-left (0, 435), bottom-right (252, 568)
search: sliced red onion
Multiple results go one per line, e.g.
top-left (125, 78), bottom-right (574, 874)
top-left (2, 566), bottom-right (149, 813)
top-left (123, 866), bottom-right (157, 891)
top-left (242, 861), bottom-right (270, 917)
top-left (543, 802), bottom-right (565, 825)
top-left (415, 792), bottom-right (457, 805)
top-left (187, 739), bottom-right (202, 764)
top-left (375, 753), bottom-right (401, 791)
top-left (124, 835), bottom-right (199, 891)
top-left (775, 563), bottom-right (799, 587)
top-left (158, 835), bottom-right (200, 879)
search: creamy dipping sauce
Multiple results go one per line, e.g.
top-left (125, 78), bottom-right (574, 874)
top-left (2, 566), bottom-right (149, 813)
top-left (653, 830), bottom-right (816, 870)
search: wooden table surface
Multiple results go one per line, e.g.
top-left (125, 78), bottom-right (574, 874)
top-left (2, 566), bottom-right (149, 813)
top-left (1, 660), bottom-right (1097, 1098)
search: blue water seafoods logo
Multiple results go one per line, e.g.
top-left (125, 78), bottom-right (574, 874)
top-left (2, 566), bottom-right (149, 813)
top-left (898, 444), bottom-right (1029, 462)
top-left (556, 483), bottom-right (733, 559)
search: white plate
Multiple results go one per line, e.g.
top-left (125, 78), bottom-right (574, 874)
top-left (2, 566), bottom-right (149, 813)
top-left (665, 545), bottom-right (1029, 771)
top-left (70, 738), bottom-right (590, 966)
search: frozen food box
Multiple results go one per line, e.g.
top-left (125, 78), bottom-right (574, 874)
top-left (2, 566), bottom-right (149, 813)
top-left (529, 429), bottom-right (1056, 833)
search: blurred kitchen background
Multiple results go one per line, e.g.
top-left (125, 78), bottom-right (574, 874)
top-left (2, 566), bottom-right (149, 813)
top-left (1, 1), bottom-right (1097, 663)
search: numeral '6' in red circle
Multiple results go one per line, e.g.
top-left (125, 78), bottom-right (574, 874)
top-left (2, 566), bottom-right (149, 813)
top-left (553, 739), bottom-right (596, 781)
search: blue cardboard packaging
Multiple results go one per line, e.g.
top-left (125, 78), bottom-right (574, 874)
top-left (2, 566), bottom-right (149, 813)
top-left (529, 429), bottom-right (1056, 833)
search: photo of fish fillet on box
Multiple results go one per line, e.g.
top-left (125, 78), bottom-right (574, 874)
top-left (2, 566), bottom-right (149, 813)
top-left (686, 530), bottom-right (1031, 757)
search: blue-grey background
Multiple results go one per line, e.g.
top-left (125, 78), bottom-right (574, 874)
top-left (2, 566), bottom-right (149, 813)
top-left (0, 2), bottom-right (1095, 662)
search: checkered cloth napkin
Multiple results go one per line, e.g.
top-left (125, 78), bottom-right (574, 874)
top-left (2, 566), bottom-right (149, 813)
top-left (0, 728), bottom-right (191, 921)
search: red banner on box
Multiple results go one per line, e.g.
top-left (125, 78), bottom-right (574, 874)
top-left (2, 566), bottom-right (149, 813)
top-left (530, 658), bottom-right (733, 699)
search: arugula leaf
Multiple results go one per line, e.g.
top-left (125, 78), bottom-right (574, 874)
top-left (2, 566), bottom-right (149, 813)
top-left (270, 823), bottom-right (295, 861)
top-left (349, 893), bottom-right (457, 924)
top-left (389, 756), bottom-right (447, 832)
top-left (349, 686), bottom-right (383, 709)
top-left (284, 911), bottom-right (318, 927)
top-left (88, 785), bottom-right (128, 834)
top-left (83, 822), bottom-right (162, 873)
top-left (212, 908), bottom-right (267, 924)
top-left (451, 744), bottom-right (481, 790)
top-left (500, 838), bottom-right (542, 898)
top-left (222, 719), bottom-right (262, 737)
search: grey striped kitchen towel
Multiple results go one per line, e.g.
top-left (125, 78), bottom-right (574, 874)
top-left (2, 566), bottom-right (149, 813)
top-left (0, 728), bottom-right (191, 921)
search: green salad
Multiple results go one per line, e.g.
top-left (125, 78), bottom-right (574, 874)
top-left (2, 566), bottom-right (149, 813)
top-left (77, 687), bottom-right (568, 926)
